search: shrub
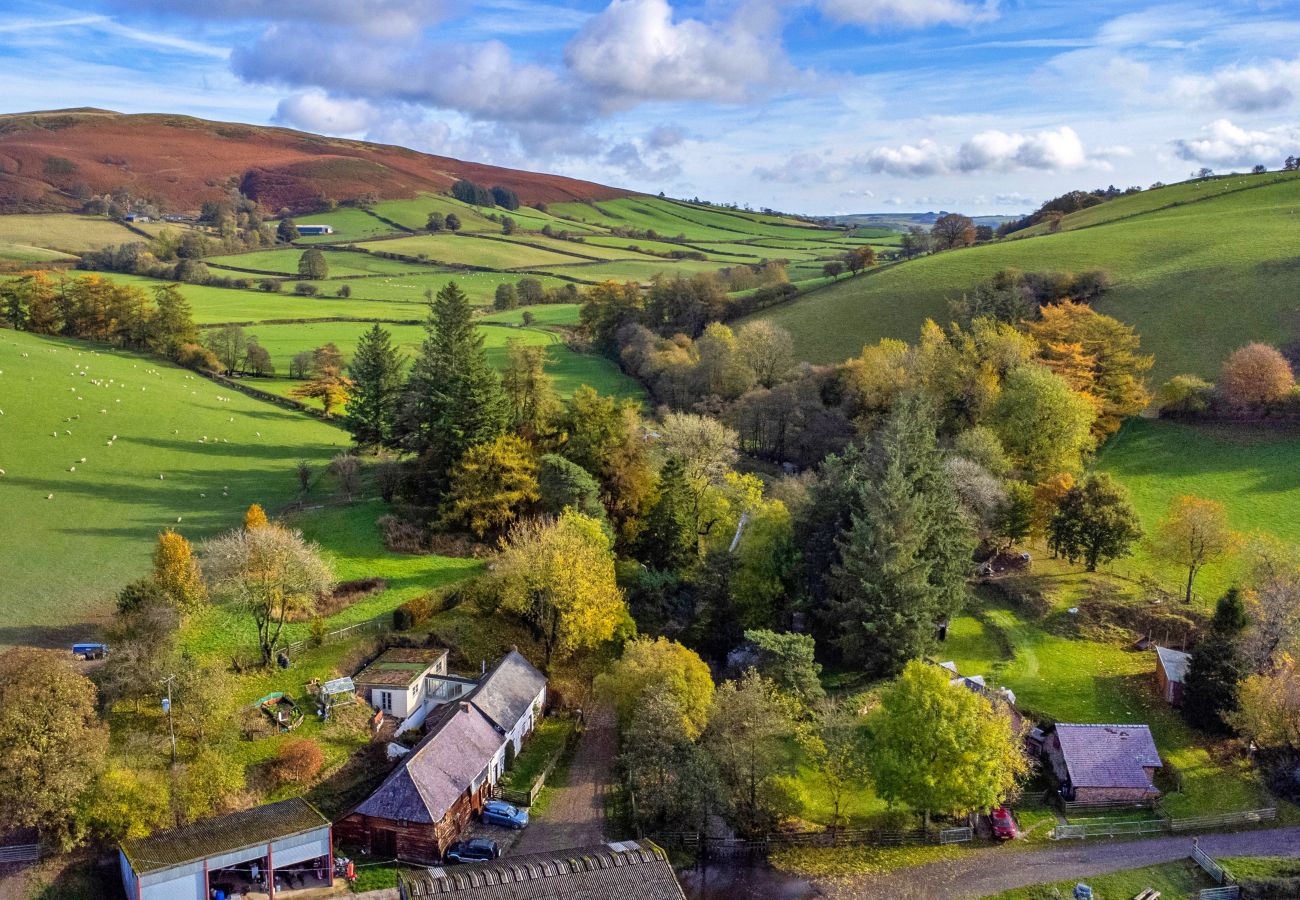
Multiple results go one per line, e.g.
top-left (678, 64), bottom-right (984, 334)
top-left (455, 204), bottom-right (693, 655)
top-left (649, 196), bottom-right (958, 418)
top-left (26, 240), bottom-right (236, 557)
top-left (393, 594), bottom-right (435, 630)
top-left (309, 616), bottom-right (328, 647)
top-left (378, 514), bottom-right (427, 553)
top-left (176, 342), bottom-right (221, 373)
top-left (272, 739), bottom-right (324, 786)
top-left (259, 279), bottom-right (283, 292)
top-left (1157, 374), bottom-right (1214, 416)
top-left (294, 282), bottom-right (319, 296)
top-left (1220, 342), bottom-right (1294, 409)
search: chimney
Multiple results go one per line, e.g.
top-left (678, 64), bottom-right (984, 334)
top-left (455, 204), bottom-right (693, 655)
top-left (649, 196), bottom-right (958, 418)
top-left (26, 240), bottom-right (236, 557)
top-left (459, 701), bottom-right (471, 713)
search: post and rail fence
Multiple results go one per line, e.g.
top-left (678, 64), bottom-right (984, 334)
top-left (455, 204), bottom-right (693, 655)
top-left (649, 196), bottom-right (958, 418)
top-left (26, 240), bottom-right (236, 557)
top-left (1051, 807), bottom-right (1275, 840)
top-left (651, 824), bottom-right (973, 859)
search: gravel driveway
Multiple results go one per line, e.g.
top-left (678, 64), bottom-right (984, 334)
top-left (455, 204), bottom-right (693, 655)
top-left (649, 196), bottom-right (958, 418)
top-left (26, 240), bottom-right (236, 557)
top-left (822, 827), bottom-right (1300, 899)
top-left (510, 708), bottom-right (617, 856)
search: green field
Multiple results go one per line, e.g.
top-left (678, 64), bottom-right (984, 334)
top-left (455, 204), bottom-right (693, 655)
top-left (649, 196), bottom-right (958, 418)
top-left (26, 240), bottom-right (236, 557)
top-left (991, 857), bottom-right (1215, 899)
top-left (534, 257), bottom-right (725, 283)
top-left (0, 329), bottom-right (348, 642)
top-left (1096, 417), bottom-right (1300, 600)
top-left (239, 319), bottom-right (643, 400)
top-left (371, 193), bottom-right (500, 232)
top-left (0, 213), bottom-right (144, 254)
top-left (755, 170), bottom-right (1300, 384)
top-left (293, 207), bottom-right (400, 243)
top-left (355, 233), bottom-right (582, 269)
top-left (206, 248), bottom-right (425, 277)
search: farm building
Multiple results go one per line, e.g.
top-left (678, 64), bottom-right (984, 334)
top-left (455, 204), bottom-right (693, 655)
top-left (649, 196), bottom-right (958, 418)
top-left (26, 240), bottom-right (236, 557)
top-left (468, 648), bottom-right (547, 755)
top-left (1046, 724), bottom-right (1163, 803)
top-left (335, 701), bottom-right (508, 862)
top-left (396, 840), bottom-right (686, 899)
top-left (1154, 646), bottom-right (1191, 705)
top-left (296, 224), bottom-right (334, 235)
top-left (354, 647), bottom-right (449, 719)
top-left (119, 798), bottom-right (332, 900)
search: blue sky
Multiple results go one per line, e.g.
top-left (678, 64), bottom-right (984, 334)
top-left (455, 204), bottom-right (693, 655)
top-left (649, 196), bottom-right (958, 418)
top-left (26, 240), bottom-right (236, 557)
top-left (2, 0), bottom-right (1299, 214)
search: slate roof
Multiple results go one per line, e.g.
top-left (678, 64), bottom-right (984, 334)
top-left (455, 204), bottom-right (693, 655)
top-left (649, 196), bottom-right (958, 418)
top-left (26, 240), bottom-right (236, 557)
top-left (355, 647), bottom-right (448, 687)
top-left (1155, 646), bottom-right (1191, 685)
top-left (121, 798), bottom-right (328, 875)
top-left (354, 703), bottom-right (502, 824)
top-left (469, 650), bottom-right (547, 735)
top-left (397, 840), bottom-right (686, 898)
top-left (1054, 724), bottom-right (1163, 789)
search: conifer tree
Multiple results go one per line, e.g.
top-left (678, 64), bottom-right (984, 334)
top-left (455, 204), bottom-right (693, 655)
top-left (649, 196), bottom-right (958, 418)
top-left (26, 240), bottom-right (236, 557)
top-left (244, 503), bottom-right (269, 530)
top-left (636, 457), bottom-right (697, 571)
top-left (346, 324), bottom-right (406, 448)
top-left (829, 396), bottom-right (974, 675)
top-left (1183, 588), bottom-right (1249, 733)
top-left (399, 282), bottom-right (507, 494)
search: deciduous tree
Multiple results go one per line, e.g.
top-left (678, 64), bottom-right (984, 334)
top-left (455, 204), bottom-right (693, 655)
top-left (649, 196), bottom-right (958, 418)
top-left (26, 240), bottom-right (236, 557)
top-left (1220, 343), bottom-right (1294, 409)
top-left (0, 649), bottom-right (109, 847)
top-left (738, 629), bottom-right (824, 707)
top-left (989, 365), bottom-right (1096, 480)
top-left (203, 523), bottom-right (334, 665)
top-left (297, 247), bottom-right (329, 280)
top-left (153, 528), bottom-right (207, 611)
top-left (493, 510), bottom-right (627, 667)
top-left (801, 699), bottom-right (869, 826)
top-left (703, 671), bottom-right (796, 835)
top-left (597, 636), bottom-right (714, 738)
top-left (931, 213), bottom-right (976, 250)
top-left (500, 340), bottom-right (557, 440)
top-left (1151, 495), bottom-right (1235, 604)
top-left (1048, 473), bottom-right (1143, 571)
top-left (868, 660), bottom-right (1028, 827)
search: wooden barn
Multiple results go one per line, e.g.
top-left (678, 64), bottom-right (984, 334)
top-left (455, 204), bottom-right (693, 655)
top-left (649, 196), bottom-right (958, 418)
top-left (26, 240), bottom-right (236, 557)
top-left (334, 701), bottom-right (507, 862)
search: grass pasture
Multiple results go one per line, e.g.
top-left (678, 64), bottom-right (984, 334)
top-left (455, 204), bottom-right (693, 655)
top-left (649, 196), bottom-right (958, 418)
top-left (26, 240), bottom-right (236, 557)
top-left (0, 213), bottom-right (142, 254)
top-left (0, 329), bottom-right (348, 643)
top-left (206, 248), bottom-right (424, 277)
top-left (755, 170), bottom-right (1300, 384)
top-left (355, 233), bottom-right (581, 269)
top-left (990, 857), bottom-right (1215, 899)
top-left (292, 207), bottom-right (400, 243)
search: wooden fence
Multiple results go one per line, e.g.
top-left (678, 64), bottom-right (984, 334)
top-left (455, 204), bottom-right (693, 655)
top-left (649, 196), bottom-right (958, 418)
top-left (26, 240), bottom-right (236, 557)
top-left (0, 844), bottom-right (41, 864)
top-left (1052, 808), bottom-right (1276, 840)
top-left (651, 824), bottom-right (972, 858)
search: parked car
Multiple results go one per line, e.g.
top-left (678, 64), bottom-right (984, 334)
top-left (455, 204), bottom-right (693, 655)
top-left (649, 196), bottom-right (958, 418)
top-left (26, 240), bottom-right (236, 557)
top-left (482, 800), bottom-right (529, 830)
top-left (990, 806), bottom-right (1018, 840)
top-left (444, 839), bottom-right (501, 864)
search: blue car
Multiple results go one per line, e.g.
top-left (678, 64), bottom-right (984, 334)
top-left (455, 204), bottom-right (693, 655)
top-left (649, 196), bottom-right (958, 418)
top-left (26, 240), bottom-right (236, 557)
top-left (481, 799), bottom-right (529, 829)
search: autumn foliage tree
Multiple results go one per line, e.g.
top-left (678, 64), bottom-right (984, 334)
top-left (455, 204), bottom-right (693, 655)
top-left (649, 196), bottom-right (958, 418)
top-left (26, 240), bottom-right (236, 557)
top-left (0, 649), bottom-right (109, 847)
top-left (868, 660), bottom-right (1028, 828)
top-left (492, 509), bottom-right (629, 667)
top-left (442, 434), bottom-right (540, 538)
top-left (152, 528), bottom-right (207, 611)
top-left (1219, 342), bottom-right (1294, 409)
top-left (1151, 495), bottom-right (1235, 603)
top-left (930, 213), bottom-right (976, 250)
top-left (272, 738), bottom-right (325, 786)
top-left (597, 637), bottom-right (715, 739)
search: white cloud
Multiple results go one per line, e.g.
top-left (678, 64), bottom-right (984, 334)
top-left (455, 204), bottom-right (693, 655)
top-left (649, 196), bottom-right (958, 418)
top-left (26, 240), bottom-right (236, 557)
top-left (1173, 118), bottom-right (1300, 167)
top-left (104, 0), bottom-right (450, 39)
top-left (857, 126), bottom-right (1098, 177)
top-left (274, 91), bottom-right (383, 134)
top-left (1173, 59), bottom-right (1300, 112)
top-left (818, 0), bottom-right (998, 28)
top-left (564, 0), bottom-right (787, 105)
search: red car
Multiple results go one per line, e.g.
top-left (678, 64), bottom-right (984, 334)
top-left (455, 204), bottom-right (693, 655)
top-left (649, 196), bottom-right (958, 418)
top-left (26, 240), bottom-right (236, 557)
top-left (990, 807), bottom-right (1018, 840)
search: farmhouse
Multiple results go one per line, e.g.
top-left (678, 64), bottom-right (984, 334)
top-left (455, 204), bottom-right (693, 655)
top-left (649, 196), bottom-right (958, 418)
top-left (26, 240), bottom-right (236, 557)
top-left (1154, 646), bottom-right (1191, 705)
top-left (119, 797), bottom-right (332, 900)
top-left (468, 648), bottom-right (547, 755)
top-left (295, 224), bottom-right (334, 235)
top-left (334, 701), bottom-right (508, 862)
top-left (1047, 724), bottom-right (1163, 803)
top-left (354, 647), bottom-right (449, 720)
top-left (395, 840), bottom-right (687, 899)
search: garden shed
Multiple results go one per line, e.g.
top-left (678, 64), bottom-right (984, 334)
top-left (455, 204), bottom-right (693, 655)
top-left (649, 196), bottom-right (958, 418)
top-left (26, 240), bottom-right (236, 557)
top-left (1154, 646), bottom-right (1191, 705)
top-left (119, 798), bottom-right (332, 900)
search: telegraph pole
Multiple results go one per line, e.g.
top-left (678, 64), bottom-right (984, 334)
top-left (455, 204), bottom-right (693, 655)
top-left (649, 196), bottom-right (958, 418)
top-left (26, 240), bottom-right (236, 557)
top-left (161, 673), bottom-right (177, 763)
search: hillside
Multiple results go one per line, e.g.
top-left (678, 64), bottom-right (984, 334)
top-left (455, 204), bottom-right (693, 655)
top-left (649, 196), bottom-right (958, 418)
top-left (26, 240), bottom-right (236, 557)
top-left (0, 108), bottom-right (630, 213)
top-left (754, 169), bottom-right (1300, 384)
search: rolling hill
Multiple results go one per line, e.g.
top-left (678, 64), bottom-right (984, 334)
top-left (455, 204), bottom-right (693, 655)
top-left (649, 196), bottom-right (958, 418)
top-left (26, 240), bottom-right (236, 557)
top-left (0, 108), bottom-right (630, 213)
top-left (755, 169), bottom-right (1300, 385)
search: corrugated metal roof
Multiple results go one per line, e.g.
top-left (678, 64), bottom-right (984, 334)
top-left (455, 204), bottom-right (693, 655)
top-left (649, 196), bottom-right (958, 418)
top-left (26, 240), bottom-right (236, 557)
top-left (121, 798), bottom-right (328, 875)
top-left (1055, 724), bottom-right (1162, 789)
top-left (398, 841), bottom-right (686, 898)
top-left (354, 703), bottom-right (502, 823)
top-left (469, 650), bottom-right (546, 735)
top-left (1155, 646), bottom-right (1191, 684)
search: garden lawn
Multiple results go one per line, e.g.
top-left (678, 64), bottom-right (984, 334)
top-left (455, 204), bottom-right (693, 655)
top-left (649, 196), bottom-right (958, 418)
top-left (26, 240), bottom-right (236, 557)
top-left (989, 857), bottom-right (1214, 899)
top-left (0, 330), bottom-right (348, 644)
top-left (1096, 417), bottom-right (1300, 602)
top-left (947, 597), bottom-right (1273, 817)
top-left (499, 717), bottom-right (576, 792)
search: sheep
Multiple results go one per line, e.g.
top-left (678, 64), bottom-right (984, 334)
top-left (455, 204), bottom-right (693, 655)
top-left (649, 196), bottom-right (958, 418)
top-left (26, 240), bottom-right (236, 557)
top-left (159, 474), bottom-right (165, 480)
top-left (46, 494), bottom-right (53, 500)
top-left (79, 458), bottom-right (86, 463)
top-left (69, 466), bottom-right (75, 472)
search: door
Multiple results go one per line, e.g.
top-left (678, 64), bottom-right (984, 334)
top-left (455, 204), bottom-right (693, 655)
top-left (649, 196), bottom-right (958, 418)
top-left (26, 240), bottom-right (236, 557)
top-left (373, 828), bottom-right (397, 857)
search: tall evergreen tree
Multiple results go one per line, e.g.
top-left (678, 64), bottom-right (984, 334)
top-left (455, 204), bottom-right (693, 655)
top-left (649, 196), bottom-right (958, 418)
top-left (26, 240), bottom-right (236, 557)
top-left (1183, 588), bottom-right (1249, 734)
top-left (399, 282), bottom-right (507, 492)
top-left (828, 396), bottom-right (975, 675)
top-left (636, 457), bottom-right (697, 572)
top-left (346, 324), bottom-right (406, 449)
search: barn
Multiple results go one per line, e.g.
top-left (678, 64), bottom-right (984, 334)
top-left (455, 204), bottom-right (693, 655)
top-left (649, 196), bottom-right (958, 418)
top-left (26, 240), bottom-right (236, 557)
top-left (1047, 723), bottom-right (1163, 803)
top-left (119, 798), bottom-right (332, 900)
top-left (296, 224), bottom-right (334, 235)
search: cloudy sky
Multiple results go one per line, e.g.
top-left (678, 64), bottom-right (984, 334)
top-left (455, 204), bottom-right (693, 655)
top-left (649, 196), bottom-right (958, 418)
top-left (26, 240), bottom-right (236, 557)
top-left (3, 0), bottom-right (1299, 214)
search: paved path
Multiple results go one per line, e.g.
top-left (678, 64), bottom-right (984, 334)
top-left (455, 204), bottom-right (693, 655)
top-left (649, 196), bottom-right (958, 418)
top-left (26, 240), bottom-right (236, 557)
top-left (511, 708), bottom-right (617, 856)
top-left (822, 827), bottom-right (1300, 899)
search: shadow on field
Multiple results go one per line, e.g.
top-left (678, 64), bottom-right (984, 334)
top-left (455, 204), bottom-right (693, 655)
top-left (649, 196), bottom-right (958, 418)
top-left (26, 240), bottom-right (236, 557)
top-left (0, 621), bottom-right (109, 650)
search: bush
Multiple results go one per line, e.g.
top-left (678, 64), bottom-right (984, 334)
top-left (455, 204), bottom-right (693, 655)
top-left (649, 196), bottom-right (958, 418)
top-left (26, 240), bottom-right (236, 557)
top-left (259, 278), bottom-right (282, 292)
top-left (1241, 877), bottom-right (1300, 899)
top-left (309, 616), bottom-right (328, 647)
top-left (378, 514), bottom-right (427, 553)
top-left (393, 593), bottom-right (437, 630)
top-left (294, 282), bottom-right (319, 296)
top-left (176, 342), bottom-right (222, 373)
top-left (1157, 374), bottom-right (1215, 416)
top-left (272, 738), bottom-right (324, 786)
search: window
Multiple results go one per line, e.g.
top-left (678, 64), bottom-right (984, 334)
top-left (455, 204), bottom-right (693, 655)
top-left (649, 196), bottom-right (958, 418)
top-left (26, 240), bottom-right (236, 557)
top-left (379, 691), bottom-right (393, 712)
